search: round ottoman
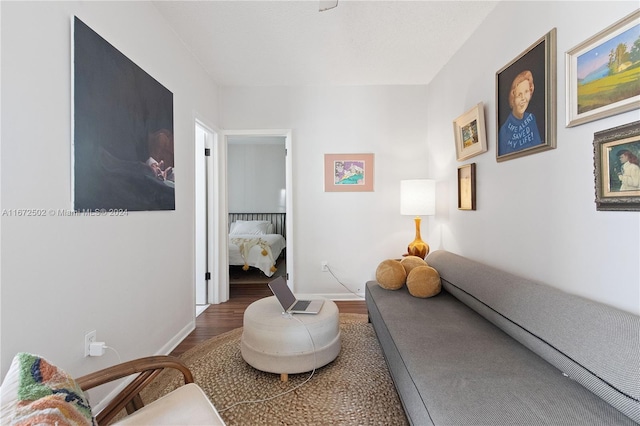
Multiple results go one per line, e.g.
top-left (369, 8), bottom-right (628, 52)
top-left (241, 296), bottom-right (341, 381)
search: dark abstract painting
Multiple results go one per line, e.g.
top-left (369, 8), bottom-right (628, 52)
top-left (73, 17), bottom-right (175, 211)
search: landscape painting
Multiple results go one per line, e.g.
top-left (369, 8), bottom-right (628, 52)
top-left (453, 102), bottom-right (487, 161)
top-left (462, 121), bottom-right (479, 148)
top-left (566, 10), bottom-right (640, 127)
top-left (73, 17), bottom-right (175, 211)
top-left (577, 25), bottom-right (639, 113)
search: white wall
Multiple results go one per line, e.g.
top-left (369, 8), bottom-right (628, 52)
top-left (221, 2), bottom-right (639, 314)
top-left (426, 1), bottom-right (640, 314)
top-left (227, 138), bottom-right (286, 213)
top-left (0, 0), bottom-right (219, 403)
top-left (221, 85), bottom-right (429, 297)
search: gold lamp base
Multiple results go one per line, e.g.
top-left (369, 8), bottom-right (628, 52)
top-left (407, 217), bottom-right (429, 259)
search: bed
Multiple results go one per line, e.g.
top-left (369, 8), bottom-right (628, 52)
top-left (228, 213), bottom-right (286, 277)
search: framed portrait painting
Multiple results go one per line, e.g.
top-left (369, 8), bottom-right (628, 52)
top-left (593, 120), bottom-right (640, 211)
top-left (496, 28), bottom-right (557, 162)
top-left (453, 103), bottom-right (487, 161)
top-left (457, 163), bottom-right (476, 211)
top-left (324, 153), bottom-right (374, 192)
top-left (566, 10), bottom-right (640, 127)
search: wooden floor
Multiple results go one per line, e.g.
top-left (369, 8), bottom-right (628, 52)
top-left (171, 284), bottom-right (368, 357)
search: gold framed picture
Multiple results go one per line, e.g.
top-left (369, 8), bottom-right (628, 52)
top-left (453, 102), bottom-right (487, 161)
top-left (593, 120), bottom-right (640, 211)
top-left (458, 163), bottom-right (476, 211)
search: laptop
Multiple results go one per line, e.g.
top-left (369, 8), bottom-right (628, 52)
top-left (268, 276), bottom-right (324, 314)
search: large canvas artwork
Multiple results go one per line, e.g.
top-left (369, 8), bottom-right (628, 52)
top-left (73, 17), bottom-right (175, 211)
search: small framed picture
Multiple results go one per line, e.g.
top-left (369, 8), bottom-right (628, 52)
top-left (453, 102), bottom-right (487, 161)
top-left (324, 153), bottom-right (375, 192)
top-left (566, 10), bottom-right (640, 127)
top-left (594, 120), bottom-right (640, 211)
top-left (457, 163), bottom-right (476, 211)
top-left (496, 28), bottom-right (557, 162)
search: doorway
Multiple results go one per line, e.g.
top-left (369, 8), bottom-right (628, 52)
top-left (223, 130), bottom-right (294, 298)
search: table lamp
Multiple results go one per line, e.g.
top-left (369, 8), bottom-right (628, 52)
top-left (400, 179), bottom-right (436, 259)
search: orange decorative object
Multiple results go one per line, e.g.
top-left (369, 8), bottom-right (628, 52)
top-left (407, 217), bottom-right (429, 259)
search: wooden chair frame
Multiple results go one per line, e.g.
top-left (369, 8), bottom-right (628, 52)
top-left (76, 355), bottom-right (193, 426)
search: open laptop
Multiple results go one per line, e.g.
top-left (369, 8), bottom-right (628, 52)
top-left (268, 276), bottom-right (324, 314)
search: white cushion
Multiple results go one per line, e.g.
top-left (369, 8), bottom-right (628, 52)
top-left (229, 220), bottom-right (270, 235)
top-left (113, 383), bottom-right (225, 425)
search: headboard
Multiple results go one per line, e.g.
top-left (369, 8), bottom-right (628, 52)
top-left (228, 212), bottom-right (286, 239)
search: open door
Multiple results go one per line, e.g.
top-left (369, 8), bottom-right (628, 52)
top-left (195, 120), bottom-right (228, 311)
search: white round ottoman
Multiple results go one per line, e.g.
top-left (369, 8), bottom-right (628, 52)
top-left (241, 296), bottom-right (341, 381)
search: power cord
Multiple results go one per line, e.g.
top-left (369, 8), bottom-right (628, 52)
top-left (104, 346), bottom-right (122, 363)
top-left (218, 314), bottom-right (317, 413)
top-left (326, 264), bottom-right (365, 299)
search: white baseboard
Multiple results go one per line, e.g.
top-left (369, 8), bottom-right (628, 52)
top-left (158, 320), bottom-right (196, 356)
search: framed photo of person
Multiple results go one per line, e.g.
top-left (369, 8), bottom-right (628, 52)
top-left (457, 163), bottom-right (476, 211)
top-left (453, 103), bottom-right (487, 161)
top-left (566, 10), bottom-right (640, 127)
top-left (593, 120), bottom-right (640, 211)
top-left (324, 153), bottom-right (375, 192)
top-left (496, 28), bottom-right (557, 162)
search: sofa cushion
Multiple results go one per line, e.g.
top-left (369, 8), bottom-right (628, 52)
top-left (400, 256), bottom-right (427, 274)
top-left (366, 282), bottom-right (638, 425)
top-left (406, 265), bottom-right (441, 298)
top-left (113, 383), bottom-right (225, 425)
top-left (375, 259), bottom-right (406, 290)
top-left (426, 250), bottom-right (640, 423)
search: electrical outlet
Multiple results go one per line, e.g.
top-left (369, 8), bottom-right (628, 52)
top-left (321, 261), bottom-right (328, 272)
top-left (84, 330), bottom-right (96, 357)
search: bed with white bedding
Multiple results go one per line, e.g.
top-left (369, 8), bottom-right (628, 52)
top-left (228, 213), bottom-right (286, 277)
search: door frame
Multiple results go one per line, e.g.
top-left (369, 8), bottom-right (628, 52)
top-left (221, 129), bottom-right (294, 295)
top-left (194, 118), bottom-right (228, 306)
top-left (194, 121), bottom-right (210, 306)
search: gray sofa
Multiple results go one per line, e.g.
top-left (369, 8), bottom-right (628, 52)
top-left (366, 250), bottom-right (640, 425)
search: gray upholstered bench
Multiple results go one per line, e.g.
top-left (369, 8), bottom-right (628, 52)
top-left (366, 250), bottom-right (640, 425)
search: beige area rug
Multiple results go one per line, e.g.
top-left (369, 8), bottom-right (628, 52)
top-left (137, 314), bottom-right (408, 425)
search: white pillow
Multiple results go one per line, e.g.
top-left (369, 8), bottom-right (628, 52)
top-left (229, 220), bottom-right (270, 235)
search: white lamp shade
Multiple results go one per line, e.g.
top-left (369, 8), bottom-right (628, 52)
top-left (400, 179), bottom-right (436, 216)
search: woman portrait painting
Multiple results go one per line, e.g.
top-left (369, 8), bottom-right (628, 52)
top-left (498, 70), bottom-right (543, 155)
top-left (610, 145), bottom-right (640, 192)
top-left (496, 29), bottom-right (555, 161)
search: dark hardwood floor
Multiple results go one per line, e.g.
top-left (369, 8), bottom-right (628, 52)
top-left (171, 284), bottom-right (367, 357)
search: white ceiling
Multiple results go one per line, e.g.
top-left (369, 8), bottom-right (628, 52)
top-left (152, 1), bottom-right (499, 87)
